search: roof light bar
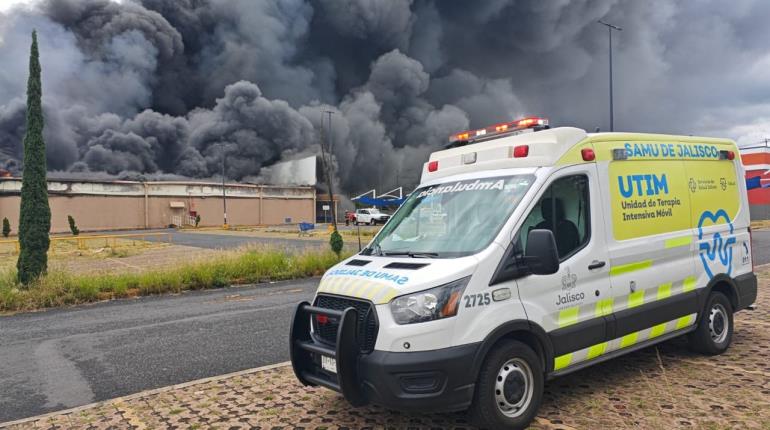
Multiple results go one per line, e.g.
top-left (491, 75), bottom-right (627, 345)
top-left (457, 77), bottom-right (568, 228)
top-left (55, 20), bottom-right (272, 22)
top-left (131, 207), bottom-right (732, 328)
top-left (449, 116), bottom-right (549, 144)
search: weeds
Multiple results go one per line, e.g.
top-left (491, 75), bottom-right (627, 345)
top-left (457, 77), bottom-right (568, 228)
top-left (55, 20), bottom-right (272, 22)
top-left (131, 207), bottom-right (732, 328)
top-left (0, 247), bottom-right (349, 312)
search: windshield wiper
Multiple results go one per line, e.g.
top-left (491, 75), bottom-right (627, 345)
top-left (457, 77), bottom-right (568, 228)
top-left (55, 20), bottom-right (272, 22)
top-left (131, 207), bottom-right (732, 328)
top-left (362, 242), bottom-right (384, 256)
top-left (383, 251), bottom-right (439, 258)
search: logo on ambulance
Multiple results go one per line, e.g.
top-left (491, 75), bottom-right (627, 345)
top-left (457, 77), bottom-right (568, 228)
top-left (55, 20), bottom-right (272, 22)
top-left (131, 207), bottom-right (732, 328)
top-left (697, 209), bottom-right (736, 279)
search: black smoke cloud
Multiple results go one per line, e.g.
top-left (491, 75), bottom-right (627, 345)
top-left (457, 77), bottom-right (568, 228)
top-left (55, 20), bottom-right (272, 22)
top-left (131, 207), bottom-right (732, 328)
top-left (0, 0), bottom-right (765, 192)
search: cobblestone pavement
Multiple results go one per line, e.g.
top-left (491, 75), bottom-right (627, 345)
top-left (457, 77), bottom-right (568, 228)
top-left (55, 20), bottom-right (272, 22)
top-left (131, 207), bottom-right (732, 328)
top-left (4, 270), bottom-right (770, 430)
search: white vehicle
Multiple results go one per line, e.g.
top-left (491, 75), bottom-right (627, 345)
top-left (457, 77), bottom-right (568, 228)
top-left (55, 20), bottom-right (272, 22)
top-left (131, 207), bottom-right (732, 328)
top-left (290, 117), bottom-right (757, 429)
top-left (355, 208), bottom-right (390, 225)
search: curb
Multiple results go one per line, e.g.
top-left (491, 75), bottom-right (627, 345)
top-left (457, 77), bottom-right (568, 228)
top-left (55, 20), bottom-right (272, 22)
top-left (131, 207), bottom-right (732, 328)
top-left (0, 361), bottom-right (291, 428)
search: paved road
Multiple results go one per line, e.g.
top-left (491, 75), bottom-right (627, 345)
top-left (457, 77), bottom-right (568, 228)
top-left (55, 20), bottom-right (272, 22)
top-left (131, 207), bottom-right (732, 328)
top-left (0, 279), bottom-right (317, 423)
top-left (752, 229), bottom-right (770, 265)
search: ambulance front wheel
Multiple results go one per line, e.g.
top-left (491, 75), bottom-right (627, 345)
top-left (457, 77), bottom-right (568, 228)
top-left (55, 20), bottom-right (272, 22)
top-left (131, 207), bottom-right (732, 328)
top-left (688, 291), bottom-right (733, 355)
top-left (470, 340), bottom-right (543, 430)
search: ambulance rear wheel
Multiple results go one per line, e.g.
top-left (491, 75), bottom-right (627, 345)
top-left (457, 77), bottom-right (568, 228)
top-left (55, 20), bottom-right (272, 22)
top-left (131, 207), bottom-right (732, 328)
top-left (470, 340), bottom-right (543, 430)
top-left (688, 291), bottom-right (733, 355)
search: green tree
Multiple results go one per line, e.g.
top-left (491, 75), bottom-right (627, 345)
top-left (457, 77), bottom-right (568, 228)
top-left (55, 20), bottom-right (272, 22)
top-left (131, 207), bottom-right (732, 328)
top-left (17, 31), bottom-right (51, 285)
top-left (67, 215), bottom-right (79, 236)
top-left (329, 229), bottom-right (343, 258)
top-left (2, 217), bottom-right (10, 238)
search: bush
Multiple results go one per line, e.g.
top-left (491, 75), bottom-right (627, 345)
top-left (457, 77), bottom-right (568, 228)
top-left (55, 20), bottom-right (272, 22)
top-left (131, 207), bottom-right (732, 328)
top-left (330, 229), bottom-right (343, 258)
top-left (195, 214), bottom-right (201, 227)
top-left (68, 215), bottom-right (79, 236)
top-left (2, 218), bottom-right (9, 238)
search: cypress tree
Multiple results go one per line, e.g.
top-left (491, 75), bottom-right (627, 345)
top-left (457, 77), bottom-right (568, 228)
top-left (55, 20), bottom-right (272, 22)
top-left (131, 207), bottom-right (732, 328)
top-left (17, 31), bottom-right (51, 285)
top-left (67, 215), bottom-right (79, 236)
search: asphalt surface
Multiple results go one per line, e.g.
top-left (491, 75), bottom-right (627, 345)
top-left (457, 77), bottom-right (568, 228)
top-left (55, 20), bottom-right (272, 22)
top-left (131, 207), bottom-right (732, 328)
top-left (1, 230), bottom-right (768, 423)
top-left (752, 229), bottom-right (770, 265)
top-left (0, 279), bottom-right (318, 423)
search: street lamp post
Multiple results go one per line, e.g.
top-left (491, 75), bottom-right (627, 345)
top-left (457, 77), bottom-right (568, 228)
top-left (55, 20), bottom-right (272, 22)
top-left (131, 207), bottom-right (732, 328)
top-left (598, 20), bottom-right (622, 132)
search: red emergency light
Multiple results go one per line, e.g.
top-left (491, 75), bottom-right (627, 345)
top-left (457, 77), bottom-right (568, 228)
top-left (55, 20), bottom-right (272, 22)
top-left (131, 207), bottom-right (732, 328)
top-left (511, 145), bottom-right (529, 158)
top-left (449, 117), bottom-right (549, 145)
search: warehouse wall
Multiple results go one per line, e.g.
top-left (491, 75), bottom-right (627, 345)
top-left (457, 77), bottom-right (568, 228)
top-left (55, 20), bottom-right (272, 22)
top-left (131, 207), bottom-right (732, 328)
top-left (0, 179), bottom-right (316, 233)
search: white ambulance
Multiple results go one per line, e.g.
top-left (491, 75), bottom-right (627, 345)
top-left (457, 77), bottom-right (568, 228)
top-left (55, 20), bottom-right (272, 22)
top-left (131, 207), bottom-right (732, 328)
top-left (290, 117), bottom-right (757, 429)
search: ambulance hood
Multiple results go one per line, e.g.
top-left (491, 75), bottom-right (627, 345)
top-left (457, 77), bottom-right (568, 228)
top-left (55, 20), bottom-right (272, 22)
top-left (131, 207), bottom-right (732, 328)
top-left (316, 254), bottom-right (479, 304)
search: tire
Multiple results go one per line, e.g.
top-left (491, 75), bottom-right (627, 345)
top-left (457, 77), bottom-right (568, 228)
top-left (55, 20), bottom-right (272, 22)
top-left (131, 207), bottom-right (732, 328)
top-left (470, 340), bottom-right (543, 430)
top-left (688, 291), bottom-right (733, 355)
top-left (369, 219), bottom-right (375, 226)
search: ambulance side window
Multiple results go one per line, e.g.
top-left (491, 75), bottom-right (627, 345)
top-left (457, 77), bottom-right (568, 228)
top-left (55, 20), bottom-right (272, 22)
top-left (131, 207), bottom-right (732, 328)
top-left (518, 175), bottom-right (590, 260)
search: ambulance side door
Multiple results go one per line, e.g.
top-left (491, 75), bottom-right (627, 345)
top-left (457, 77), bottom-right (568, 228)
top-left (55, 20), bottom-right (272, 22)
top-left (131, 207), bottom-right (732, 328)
top-left (598, 154), bottom-right (699, 348)
top-left (514, 164), bottom-right (612, 371)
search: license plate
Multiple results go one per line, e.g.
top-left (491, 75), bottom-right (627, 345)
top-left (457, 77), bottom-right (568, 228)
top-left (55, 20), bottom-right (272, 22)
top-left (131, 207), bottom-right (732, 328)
top-left (321, 355), bottom-right (337, 373)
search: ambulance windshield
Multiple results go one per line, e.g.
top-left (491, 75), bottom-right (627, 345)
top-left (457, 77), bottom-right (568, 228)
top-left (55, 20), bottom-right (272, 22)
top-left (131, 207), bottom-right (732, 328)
top-left (362, 175), bottom-right (535, 258)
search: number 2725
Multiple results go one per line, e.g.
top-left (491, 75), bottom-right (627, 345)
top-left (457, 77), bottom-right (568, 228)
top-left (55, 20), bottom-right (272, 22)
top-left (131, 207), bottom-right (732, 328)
top-left (464, 293), bottom-right (491, 308)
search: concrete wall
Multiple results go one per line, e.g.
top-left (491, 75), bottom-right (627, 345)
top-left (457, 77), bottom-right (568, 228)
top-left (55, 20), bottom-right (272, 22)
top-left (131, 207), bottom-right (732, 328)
top-left (0, 179), bottom-right (315, 233)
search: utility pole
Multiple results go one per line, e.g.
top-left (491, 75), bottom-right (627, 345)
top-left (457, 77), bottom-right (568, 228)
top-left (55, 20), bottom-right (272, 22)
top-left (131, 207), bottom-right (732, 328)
top-left (598, 20), bottom-right (622, 132)
top-left (217, 143), bottom-right (228, 229)
top-left (319, 110), bottom-right (338, 229)
top-left (378, 150), bottom-right (383, 192)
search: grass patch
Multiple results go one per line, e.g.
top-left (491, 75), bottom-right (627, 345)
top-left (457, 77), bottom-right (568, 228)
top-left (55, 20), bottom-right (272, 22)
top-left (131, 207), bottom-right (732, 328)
top-left (0, 248), bottom-right (349, 313)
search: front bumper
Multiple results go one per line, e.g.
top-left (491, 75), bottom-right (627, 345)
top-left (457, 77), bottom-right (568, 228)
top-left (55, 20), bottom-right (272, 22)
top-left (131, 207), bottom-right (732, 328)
top-left (289, 301), bottom-right (479, 412)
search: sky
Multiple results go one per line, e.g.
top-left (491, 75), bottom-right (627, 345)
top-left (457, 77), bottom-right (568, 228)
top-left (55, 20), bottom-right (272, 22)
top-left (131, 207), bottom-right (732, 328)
top-left (0, 1), bottom-right (33, 12)
top-left (1, 0), bottom-right (770, 192)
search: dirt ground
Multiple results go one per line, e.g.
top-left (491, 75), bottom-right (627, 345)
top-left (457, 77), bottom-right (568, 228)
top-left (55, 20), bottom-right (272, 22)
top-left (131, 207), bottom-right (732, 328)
top-left (0, 226), bottom-right (376, 276)
top-left (0, 243), bottom-right (219, 275)
top-left (4, 269), bottom-right (769, 429)
top-left (48, 245), bottom-right (221, 275)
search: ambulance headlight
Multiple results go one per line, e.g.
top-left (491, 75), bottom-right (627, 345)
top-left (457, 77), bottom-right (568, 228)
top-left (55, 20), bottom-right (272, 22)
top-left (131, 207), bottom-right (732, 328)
top-left (390, 277), bottom-right (470, 325)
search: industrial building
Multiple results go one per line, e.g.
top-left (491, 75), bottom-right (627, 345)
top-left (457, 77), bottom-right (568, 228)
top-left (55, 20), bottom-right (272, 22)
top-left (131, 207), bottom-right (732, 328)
top-left (741, 145), bottom-right (770, 219)
top-left (0, 178), bottom-right (316, 233)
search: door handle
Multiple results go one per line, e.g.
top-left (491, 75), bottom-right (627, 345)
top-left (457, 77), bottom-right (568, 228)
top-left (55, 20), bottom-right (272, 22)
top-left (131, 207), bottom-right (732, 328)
top-left (588, 260), bottom-right (606, 270)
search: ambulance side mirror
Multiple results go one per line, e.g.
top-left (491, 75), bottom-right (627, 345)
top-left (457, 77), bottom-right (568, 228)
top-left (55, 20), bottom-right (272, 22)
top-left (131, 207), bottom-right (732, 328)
top-left (489, 229), bottom-right (560, 286)
top-left (524, 229), bottom-right (559, 275)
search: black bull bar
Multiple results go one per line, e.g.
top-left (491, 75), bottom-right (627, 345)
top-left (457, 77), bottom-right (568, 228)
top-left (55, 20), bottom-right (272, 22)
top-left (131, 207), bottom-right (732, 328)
top-left (289, 301), bottom-right (367, 406)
